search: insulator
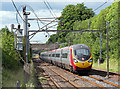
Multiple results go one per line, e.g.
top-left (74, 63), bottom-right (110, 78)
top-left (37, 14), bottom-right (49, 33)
top-left (11, 24), bottom-right (14, 29)
top-left (18, 24), bottom-right (20, 29)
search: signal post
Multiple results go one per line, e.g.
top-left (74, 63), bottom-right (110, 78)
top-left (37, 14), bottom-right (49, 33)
top-left (23, 6), bottom-right (31, 84)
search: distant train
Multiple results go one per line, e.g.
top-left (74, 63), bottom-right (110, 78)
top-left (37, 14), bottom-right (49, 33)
top-left (40, 44), bottom-right (93, 73)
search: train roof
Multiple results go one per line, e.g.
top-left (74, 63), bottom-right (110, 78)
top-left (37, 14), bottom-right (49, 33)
top-left (41, 44), bottom-right (90, 54)
top-left (72, 44), bottom-right (89, 49)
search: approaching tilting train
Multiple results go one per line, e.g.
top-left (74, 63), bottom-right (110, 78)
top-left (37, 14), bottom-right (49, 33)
top-left (40, 44), bottom-right (93, 73)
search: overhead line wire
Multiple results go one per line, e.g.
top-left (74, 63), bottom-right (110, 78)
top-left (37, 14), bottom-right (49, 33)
top-left (44, 1), bottom-right (55, 18)
top-left (25, 5), bottom-right (43, 32)
top-left (25, 5), bottom-right (45, 25)
top-left (16, 5), bottom-right (46, 30)
top-left (29, 17), bottom-right (58, 36)
top-left (45, 0), bottom-right (57, 17)
top-left (29, 0), bottom-right (58, 39)
top-left (11, 0), bottom-right (25, 24)
top-left (110, 33), bottom-right (120, 40)
top-left (11, 0), bottom-right (47, 40)
top-left (29, 23), bottom-right (58, 40)
top-left (93, 0), bottom-right (109, 11)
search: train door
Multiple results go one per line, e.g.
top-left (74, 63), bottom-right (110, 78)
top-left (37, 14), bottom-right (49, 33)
top-left (52, 52), bottom-right (55, 65)
top-left (68, 49), bottom-right (71, 65)
top-left (65, 49), bottom-right (70, 69)
top-left (61, 49), bottom-right (68, 69)
top-left (55, 51), bottom-right (60, 66)
top-left (54, 52), bottom-right (56, 65)
top-left (69, 48), bottom-right (74, 72)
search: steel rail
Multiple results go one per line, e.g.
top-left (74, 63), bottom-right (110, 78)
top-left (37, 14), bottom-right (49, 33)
top-left (39, 60), bottom-right (107, 88)
top-left (44, 71), bottom-right (61, 89)
top-left (46, 66), bottom-right (80, 89)
top-left (40, 60), bottom-right (118, 88)
top-left (92, 68), bottom-right (120, 77)
top-left (37, 66), bottom-right (61, 89)
top-left (49, 76), bottom-right (61, 89)
top-left (57, 66), bottom-right (107, 89)
top-left (89, 75), bottom-right (120, 88)
top-left (33, 59), bottom-right (60, 89)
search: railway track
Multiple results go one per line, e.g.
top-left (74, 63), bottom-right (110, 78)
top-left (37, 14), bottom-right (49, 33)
top-left (33, 57), bottom-right (119, 88)
top-left (41, 65), bottom-right (80, 88)
top-left (91, 68), bottom-right (120, 79)
top-left (57, 66), bottom-right (120, 88)
top-left (89, 75), bottom-right (120, 88)
top-left (33, 58), bottom-right (80, 88)
top-left (54, 66), bottom-right (118, 88)
top-left (42, 64), bottom-right (119, 88)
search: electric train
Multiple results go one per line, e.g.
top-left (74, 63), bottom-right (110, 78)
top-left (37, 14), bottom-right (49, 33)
top-left (40, 44), bottom-right (93, 73)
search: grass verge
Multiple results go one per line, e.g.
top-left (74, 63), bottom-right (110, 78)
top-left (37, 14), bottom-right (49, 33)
top-left (93, 59), bottom-right (119, 73)
top-left (2, 61), bottom-right (36, 88)
top-left (25, 61), bottom-right (35, 88)
top-left (2, 67), bottom-right (24, 87)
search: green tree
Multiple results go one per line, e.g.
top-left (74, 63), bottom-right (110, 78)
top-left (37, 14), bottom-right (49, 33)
top-left (57, 3), bottom-right (94, 31)
top-left (73, 1), bottom-right (119, 62)
top-left (0, 27), bottom-right (21, 70)
top-left (47, 3), bottom-right (95, 44)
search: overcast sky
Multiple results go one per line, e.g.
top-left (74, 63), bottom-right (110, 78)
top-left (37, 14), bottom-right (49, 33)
top-left (0, 0), bottom-right (114, 44)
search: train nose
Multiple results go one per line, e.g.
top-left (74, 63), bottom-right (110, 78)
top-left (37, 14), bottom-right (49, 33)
top-left (74, 60), bottom-right (93, 69)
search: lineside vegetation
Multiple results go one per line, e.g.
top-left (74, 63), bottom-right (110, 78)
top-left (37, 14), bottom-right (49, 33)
top-left (46, 2), bottom-right (120, 72)
top-left (0, 26), bottom-right (32, 87)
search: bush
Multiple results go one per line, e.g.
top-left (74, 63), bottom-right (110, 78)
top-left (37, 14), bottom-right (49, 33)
top-left (1, 27), bottom-right (22, 70)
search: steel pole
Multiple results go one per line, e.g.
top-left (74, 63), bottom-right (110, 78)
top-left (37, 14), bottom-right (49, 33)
top-left (107, 21), bottom-right (109, 78)
top-left (100, 32), bottom-right (102, 62)
top-left (14, 30), bottom-right (16, 50)
top-left (23, 7), bottom-right (26, 63)
top-left (23, 6), bottom-right (30, 84)
top-left (24, 15), bottom-right (28, 63)
top-left (23, 7), bottom-right (28, 64)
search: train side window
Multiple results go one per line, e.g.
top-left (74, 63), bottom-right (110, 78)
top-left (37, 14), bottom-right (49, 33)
top-left (45, 54), bottom-right (47, 57)
top-left (52, 54), bottom-right (55, 57)
top-left (62, 53), bottom-right (68, 58)
top-left (74, 50), bottom-right (76, 55)
top-left (56, 54), bottom-right (60, 57)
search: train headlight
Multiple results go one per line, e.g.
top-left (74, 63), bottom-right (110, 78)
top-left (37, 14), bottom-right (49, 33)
top-left (73, 58), bottom-right (78, 63)
top-left (88, 58), bottom-right (93, 63)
